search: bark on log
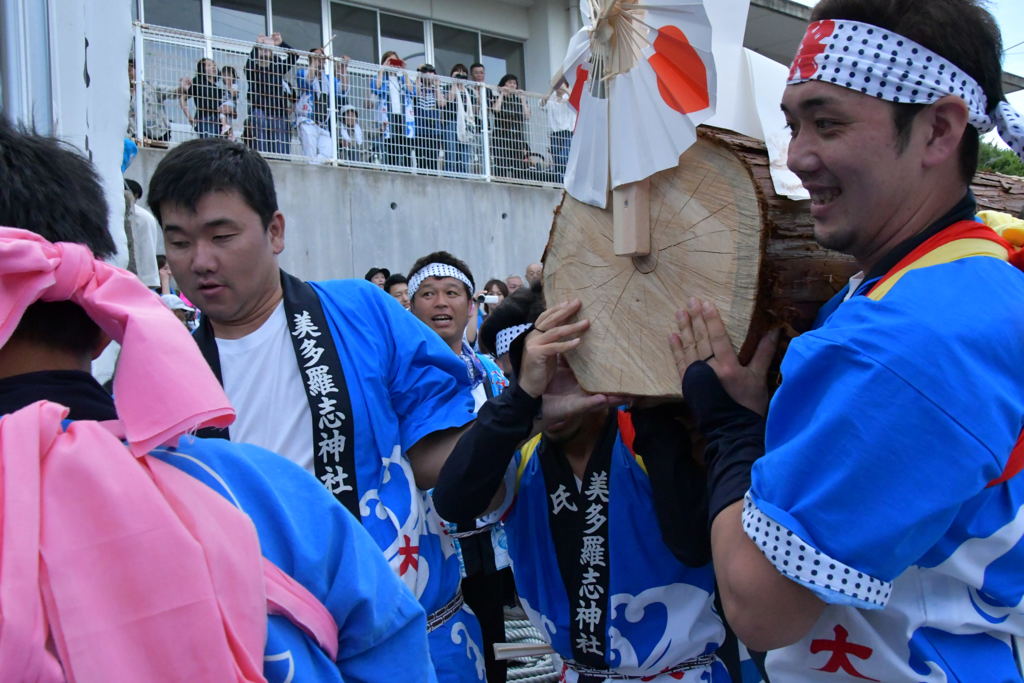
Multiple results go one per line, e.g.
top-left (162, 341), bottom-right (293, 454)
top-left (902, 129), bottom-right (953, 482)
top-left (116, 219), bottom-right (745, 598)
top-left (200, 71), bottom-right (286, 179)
top-left (543, 125), bottom-right (1024, 398)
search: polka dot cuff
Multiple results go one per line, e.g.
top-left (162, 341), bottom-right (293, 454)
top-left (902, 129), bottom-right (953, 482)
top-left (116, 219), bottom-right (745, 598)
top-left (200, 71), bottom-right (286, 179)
top-left (788, 19), bottom-right (1024, 160)
top-left (742, 494), bottom-right (892, 609)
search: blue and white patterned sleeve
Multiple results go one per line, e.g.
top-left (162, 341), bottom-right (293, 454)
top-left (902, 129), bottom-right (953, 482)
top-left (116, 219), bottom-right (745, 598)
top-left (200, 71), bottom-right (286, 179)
top-left (376, 288), bottom-right (476, 451)
top-left (747, 331), bottom-right (1007, 610)
top-left (159, 437), bottom-right (438, 682)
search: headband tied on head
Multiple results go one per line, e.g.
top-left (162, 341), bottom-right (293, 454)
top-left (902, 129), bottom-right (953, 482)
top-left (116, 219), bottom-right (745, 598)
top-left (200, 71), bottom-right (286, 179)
top-left (494, 323), bottom-right (531, 358)
top-left (788, 19), bottom-right (1024, 160)
top-left (0, 227), bottom-right (234, 453)
top-left (407, 262), bottom-right (474, 298)
top-left (0, 228), bottom-right (306, 681)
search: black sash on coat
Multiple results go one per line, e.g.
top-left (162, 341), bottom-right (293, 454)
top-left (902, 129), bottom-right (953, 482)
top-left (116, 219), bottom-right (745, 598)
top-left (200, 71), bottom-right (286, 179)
top-left (192, 271), bottom-right (360, 516)
top-left (538, 412), bottom-right (617, 677)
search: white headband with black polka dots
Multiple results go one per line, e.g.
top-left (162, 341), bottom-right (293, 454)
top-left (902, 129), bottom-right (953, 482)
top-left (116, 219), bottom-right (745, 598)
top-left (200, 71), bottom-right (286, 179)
top-left (407, 263), bottom-right (474, 298)
top-left (788, 19), bottom-right (1024, 160)
top-left (494, 324), bottom-right (531, 358)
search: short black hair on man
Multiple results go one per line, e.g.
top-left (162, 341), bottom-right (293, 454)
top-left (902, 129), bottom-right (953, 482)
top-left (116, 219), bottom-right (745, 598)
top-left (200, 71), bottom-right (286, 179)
top-left (0, 117), bottom-right (115, 258)
top-left (470, 62), bottom-right (484, 72)
top-left (478, 281), bottom-right (546, 378)
top-left (810, 0), bottom-right (1004, 183)
top-left (125, 178), bottom-right (144, 201)
top-left (407, 251), bottom-right (475, 299)
top-left (0, 117), bottom-right (114, 355)
top-left (383, 272), bottom-right (407, 293)
top-left (147, 137), bottom-right (279, 228)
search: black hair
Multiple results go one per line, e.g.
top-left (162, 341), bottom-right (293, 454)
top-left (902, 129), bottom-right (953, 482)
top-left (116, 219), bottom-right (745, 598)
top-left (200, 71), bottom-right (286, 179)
top-left (364, 267), bottom-right (391, 282)
top-left (470, 63), bottom-right (484, 72)
top-left (407, 251), bottom-right (475, 299)
top-left (220, 65), bottom-right (238, 79)
top-left (482, 278), bottom-right (508, 314)
top-left (479, 281), bottom-right (545, 377)
top-left (125, 178), bottom-right (143, 200)
top-left (383, 273), bottom-right (407, 293)
top-left (196, 57), bottom-right (215, 77)
top-left (483, 278), bottom-right (509, 297)
top-left (147, 137), bottom-right (279, 228)
top-left (498, 74), bottom-right (519, 88)
top-left (0, 117), bottom-right (114, 355)
top-left (810, 0), bottom-right (1004, 182)
top-left (0, 118), bottom-right (115, 257)
top-left (450, 63), bottom-right (469, 77)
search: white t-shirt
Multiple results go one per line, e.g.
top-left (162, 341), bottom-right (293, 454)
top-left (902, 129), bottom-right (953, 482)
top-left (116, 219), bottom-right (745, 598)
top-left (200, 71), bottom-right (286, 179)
top-left (217, 302), bottom-right (315, 472)
top-left (128, 204), bottom-right (162, 288)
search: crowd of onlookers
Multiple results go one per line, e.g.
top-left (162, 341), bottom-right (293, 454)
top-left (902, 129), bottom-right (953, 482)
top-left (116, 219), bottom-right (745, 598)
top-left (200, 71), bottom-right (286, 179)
top-left (129, 32), bottom-right (576, 181)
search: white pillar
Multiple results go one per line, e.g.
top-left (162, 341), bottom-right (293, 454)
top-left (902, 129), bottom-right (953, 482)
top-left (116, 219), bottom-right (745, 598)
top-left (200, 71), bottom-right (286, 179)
top-left (47, 0), bottom-right (134, 268)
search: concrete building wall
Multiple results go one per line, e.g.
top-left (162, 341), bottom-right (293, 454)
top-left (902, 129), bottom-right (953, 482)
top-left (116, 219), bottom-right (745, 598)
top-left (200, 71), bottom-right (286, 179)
top-left (128, 147), bottom-right (561, 284)
top-left (367, 0), bottom-right (531, 40)
top-left (524, 0), bottom-right (572, 94)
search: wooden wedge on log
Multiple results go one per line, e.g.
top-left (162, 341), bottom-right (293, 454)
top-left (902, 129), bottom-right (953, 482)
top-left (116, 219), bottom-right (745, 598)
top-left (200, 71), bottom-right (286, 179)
top-left (543, 125), bottom-right (1024, 398)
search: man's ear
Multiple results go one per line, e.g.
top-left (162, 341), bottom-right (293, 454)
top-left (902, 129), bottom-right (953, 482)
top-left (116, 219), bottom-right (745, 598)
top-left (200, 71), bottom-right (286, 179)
top-left (91, 332), bottom-right (112, 360)
top-left (268, 210), bottom-right (286, 255)
top-left (919, 95), bottom-right (970, 169)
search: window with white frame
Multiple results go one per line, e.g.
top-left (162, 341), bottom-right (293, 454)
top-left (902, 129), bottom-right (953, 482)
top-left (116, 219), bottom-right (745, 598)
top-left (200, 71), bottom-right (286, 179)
top-left (481, 35), bottom-right (525, 84)
top-left (142, 0), bottom-right (202, 33)
top-left (330, 4), bottom-right (377, 64)
top-left (379, 13), bottom-right (425, 69)
top-left (211, 0), bottom-right (267, 42)
top-left (432, 23), bottom-right (476, 77)
top-left (274, 0), bottom-right (323, 53)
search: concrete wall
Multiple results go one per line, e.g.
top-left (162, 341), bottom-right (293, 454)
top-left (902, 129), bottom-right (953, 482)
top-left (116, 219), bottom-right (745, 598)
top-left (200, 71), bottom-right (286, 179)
top-left (46, 0), bottom-right (134, 268)
top-left (369, 0), bottom-right (531, 40)
top-left (129, 147), bottom-right (561, 284)
top-left (524, 0), bottom-right (572, 94)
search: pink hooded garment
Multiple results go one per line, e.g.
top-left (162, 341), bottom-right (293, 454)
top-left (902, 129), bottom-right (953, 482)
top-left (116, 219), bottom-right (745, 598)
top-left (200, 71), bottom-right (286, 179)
top-left (0, 227), bottom-right (337, 681)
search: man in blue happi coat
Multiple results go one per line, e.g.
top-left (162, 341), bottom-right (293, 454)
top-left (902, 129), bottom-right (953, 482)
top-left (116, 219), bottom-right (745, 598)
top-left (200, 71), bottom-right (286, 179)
top-left (672, 0), bottom-right (1024, 679)
top-left (150, 138), bottom-right (485, 681)
top-left (434, 285), bottom-right (736, 681)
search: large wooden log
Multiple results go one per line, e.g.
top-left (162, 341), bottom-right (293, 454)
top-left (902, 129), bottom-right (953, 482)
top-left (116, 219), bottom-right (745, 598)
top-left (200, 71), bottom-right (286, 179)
top-left (543, 125), bottom-right (1024, 398)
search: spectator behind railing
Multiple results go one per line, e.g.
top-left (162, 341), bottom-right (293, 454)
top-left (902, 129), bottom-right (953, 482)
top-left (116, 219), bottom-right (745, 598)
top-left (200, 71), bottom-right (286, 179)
top-left (128, 57), bottom-right (183, 146)
top-left (541, 83), bottom-right (575, 179)
top-left (490, 74), bottom-right (530, 179)
top-left (133, 25), bottom-right (567, 187)
top-left (219, 65), bottom-right (240, 140)
top-left (441, 64), bottom-right (477, 174)
top-left (371, 51), bottom-right (415, 168)
top-left (414, 64), bottom-right (444, 171)
top-left (245, 32), bottom-right (298, 155)
top-left (338, 105), bottom-right (367, 162)
top-left (180, 57), bottom-right (226, 139)
top-left (296, 49), bottom-right (350, 163)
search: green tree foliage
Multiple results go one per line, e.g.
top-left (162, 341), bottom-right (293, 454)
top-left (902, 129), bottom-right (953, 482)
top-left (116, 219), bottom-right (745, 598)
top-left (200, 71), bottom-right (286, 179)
top-left (978, 141), bottom-right (1024, 177)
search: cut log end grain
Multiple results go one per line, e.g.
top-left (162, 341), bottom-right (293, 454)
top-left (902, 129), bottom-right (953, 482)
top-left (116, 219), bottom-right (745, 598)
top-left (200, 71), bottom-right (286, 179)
top-left (543, 125), bottom-right (1024, 398)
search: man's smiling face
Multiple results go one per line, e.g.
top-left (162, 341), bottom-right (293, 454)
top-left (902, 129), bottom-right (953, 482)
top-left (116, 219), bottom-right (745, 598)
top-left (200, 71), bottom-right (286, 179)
top-left (783, 80), bottom-right (929, 265)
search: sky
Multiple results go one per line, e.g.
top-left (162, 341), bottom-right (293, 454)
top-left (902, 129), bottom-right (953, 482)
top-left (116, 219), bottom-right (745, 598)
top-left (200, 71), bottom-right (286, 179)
top-left (792, 0), bottom-right (1024, 147)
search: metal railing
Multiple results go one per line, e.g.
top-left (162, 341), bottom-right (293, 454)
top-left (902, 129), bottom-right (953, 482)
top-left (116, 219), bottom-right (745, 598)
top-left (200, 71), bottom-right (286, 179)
top-left (131, 24), bottom-right (571, 188)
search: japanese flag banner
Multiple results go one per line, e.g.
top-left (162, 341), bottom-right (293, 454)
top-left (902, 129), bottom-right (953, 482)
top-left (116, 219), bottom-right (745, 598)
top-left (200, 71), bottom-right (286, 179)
top-left (553, 0), bottom-right (721, 208)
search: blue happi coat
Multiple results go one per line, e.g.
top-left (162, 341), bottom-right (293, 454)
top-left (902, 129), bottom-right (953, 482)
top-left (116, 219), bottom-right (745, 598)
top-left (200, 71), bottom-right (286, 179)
top-left (311, 280), bottom-right (484, 681)
top-left (749, 230), bottom-right (1024, 681)
top-left (498, 410), bottom-right (730, 682)
top-left (154, 434), bottom-right (435, 682)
